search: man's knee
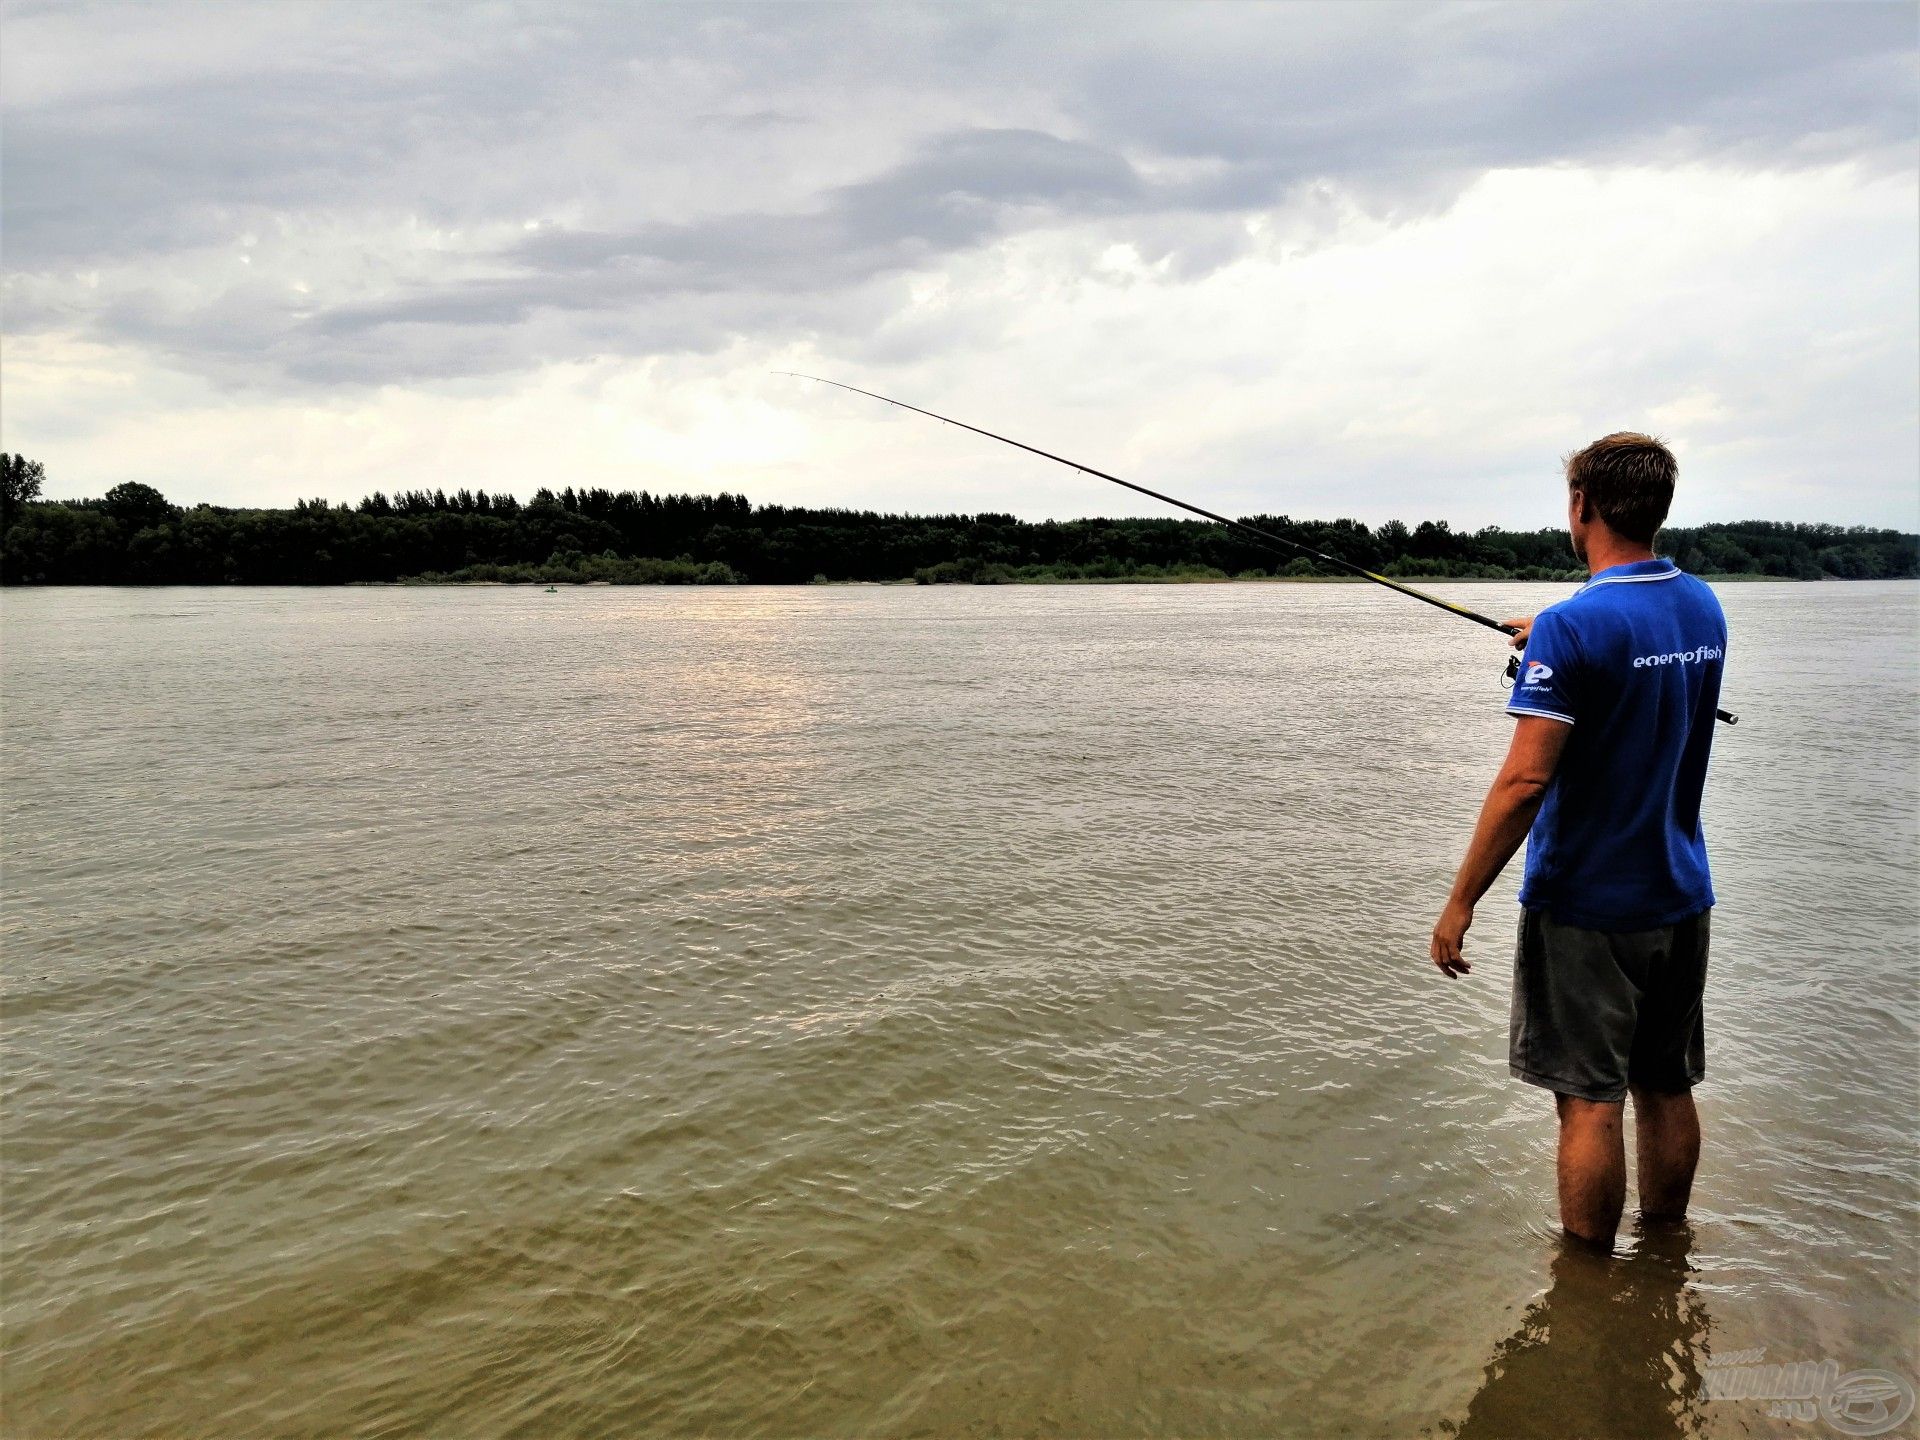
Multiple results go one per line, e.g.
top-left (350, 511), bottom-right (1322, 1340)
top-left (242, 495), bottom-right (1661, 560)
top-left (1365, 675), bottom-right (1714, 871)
top-left (1555, 1093), bottom-right (1625, 1128)
top-left (1629, 1085), bottom-right (1699, 1123)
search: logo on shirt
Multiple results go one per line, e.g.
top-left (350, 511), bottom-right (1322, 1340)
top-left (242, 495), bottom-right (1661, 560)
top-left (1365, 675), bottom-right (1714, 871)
top-left (1524, 661), bottom-right (1554, 685)
top-left (1633, 645), bottom-right (1724, 669)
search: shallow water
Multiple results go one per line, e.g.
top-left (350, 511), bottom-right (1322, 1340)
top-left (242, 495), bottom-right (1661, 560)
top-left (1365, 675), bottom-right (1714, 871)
top-left (2, 580), bottom-right (1915, 1438)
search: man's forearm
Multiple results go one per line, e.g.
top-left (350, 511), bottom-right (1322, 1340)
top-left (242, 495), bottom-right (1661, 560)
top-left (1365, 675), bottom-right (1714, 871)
top-left (1432, 716), bottom-right (1568, 978)
top-left (1448, 775), bottom-right (1549, 907)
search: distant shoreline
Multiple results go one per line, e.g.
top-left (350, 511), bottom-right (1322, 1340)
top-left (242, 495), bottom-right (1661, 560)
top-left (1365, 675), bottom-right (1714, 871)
top-left (364, 571), bottom-right (1829, 589)
top-left (6, 483), bottom-right (1914, 585)
top-left (2, 573), bottom-right (1886, 592)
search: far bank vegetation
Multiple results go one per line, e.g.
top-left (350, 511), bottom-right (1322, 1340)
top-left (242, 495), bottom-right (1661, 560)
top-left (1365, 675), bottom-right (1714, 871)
top-left (3, 458), bottom-right (1914, 586)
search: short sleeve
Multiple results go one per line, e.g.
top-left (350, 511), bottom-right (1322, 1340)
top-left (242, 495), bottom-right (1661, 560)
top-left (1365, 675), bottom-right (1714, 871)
top-left (1506, 609), bottom-right (1581, 725)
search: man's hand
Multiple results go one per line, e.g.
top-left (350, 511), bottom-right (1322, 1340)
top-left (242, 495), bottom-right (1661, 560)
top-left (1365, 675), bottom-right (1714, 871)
top-left (1431, 898), bottom-right (1474, 978)
top-left (1501, 616), bottom-right (1534, 651)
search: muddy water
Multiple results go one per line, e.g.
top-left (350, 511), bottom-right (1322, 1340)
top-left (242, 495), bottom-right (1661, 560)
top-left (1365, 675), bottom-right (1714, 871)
top-left (3, 581), bottom-right (1914, 1437)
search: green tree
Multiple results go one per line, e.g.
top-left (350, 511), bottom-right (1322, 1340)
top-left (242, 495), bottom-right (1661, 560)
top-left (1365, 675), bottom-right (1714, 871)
top-left (2, 453), bottom-right (46, 531)
top-left (102, 481), bottom-right (178, 532)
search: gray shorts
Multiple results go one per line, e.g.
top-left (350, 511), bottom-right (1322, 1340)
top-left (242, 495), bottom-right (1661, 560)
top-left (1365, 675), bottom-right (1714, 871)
top-left (1508, 906), bottom-right (1710, 1104)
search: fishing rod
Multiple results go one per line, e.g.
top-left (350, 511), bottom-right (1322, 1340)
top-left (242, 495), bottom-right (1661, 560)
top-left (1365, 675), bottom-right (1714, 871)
top-left (779, 372), bottom-right (1737, 725)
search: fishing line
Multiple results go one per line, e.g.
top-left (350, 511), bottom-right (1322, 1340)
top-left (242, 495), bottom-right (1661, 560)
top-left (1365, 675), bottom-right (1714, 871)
top-left (779, 372), bottom-right (1736, 725)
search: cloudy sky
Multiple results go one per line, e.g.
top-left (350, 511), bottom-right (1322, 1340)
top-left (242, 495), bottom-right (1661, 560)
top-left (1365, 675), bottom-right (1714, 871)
top-left (3, 1), bottom-right (1915, 529)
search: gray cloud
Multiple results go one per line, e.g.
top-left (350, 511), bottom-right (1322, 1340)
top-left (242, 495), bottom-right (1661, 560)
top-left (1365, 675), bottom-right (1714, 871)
top-left (4, 1), bottom-right (1913, 389)
top-left (522, 127), bottom-right (1138, 275)
top-left (1072, 2), bottom-right (1915, 169)
top-left (322, 128), bottom-right (1143, 334)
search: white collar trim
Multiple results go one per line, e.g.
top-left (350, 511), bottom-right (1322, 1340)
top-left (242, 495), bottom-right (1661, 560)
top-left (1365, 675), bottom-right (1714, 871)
top-left (1584, 565), bottom-right (1681, 588)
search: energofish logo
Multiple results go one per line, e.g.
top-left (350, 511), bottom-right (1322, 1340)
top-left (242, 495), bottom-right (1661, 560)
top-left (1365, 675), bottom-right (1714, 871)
top-left (1523, 661), bottom-right (1554, 685)
top-left (1634, 645), bottom-right (1724, 668)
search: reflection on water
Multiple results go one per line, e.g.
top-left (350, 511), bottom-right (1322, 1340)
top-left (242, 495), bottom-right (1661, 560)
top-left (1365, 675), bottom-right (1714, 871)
top-left (1454, 1224), bottom-right (1709, 1440)
top-left (1, 581), bottom-right (1913, 1437)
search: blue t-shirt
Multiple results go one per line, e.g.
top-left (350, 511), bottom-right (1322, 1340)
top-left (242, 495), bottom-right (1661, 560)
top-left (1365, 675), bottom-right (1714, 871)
top-left (1506, 558), bottom-right (1727, 930)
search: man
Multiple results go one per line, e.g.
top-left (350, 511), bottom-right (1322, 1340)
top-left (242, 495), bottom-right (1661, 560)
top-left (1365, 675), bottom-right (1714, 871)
top-left (1429, 432), bottom-right (1728, 1249)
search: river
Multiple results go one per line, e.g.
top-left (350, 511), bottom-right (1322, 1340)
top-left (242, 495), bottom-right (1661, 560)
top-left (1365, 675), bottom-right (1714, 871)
top-left (2, 580), bottom-right (1914, 1437)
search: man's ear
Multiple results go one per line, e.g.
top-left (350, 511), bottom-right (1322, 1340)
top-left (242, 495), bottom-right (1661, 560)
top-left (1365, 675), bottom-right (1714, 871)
top-left (1569, 487), bottom-right (1592, 525)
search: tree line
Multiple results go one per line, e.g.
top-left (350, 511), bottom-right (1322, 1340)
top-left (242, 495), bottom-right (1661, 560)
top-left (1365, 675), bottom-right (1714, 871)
top-left (2, 456), bottom-right (1915, 586)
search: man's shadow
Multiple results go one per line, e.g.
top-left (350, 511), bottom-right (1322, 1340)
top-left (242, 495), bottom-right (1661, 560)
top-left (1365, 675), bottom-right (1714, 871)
top-left (1452, 1222), bottom-right (1713, 1440)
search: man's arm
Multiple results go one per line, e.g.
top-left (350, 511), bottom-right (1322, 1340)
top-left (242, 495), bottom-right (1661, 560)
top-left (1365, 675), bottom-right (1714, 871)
top-left (1430, 715), bottom-right (1571, 978)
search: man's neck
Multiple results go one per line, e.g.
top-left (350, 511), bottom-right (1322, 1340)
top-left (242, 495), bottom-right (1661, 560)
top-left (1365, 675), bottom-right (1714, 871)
top-left (1584, 534), bottom-right (1658, 577)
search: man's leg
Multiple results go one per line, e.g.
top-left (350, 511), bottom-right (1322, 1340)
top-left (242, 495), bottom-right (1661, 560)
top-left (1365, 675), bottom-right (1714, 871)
top-left (1630, 1085), bottom-right (1700, 1220)
top-left (1555, 1094), bottom-right (1626, 1247)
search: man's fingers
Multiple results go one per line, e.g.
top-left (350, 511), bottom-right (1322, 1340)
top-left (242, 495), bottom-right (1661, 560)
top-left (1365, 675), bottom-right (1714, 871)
top-left (1430, 934), bottom-right (1470, 978)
